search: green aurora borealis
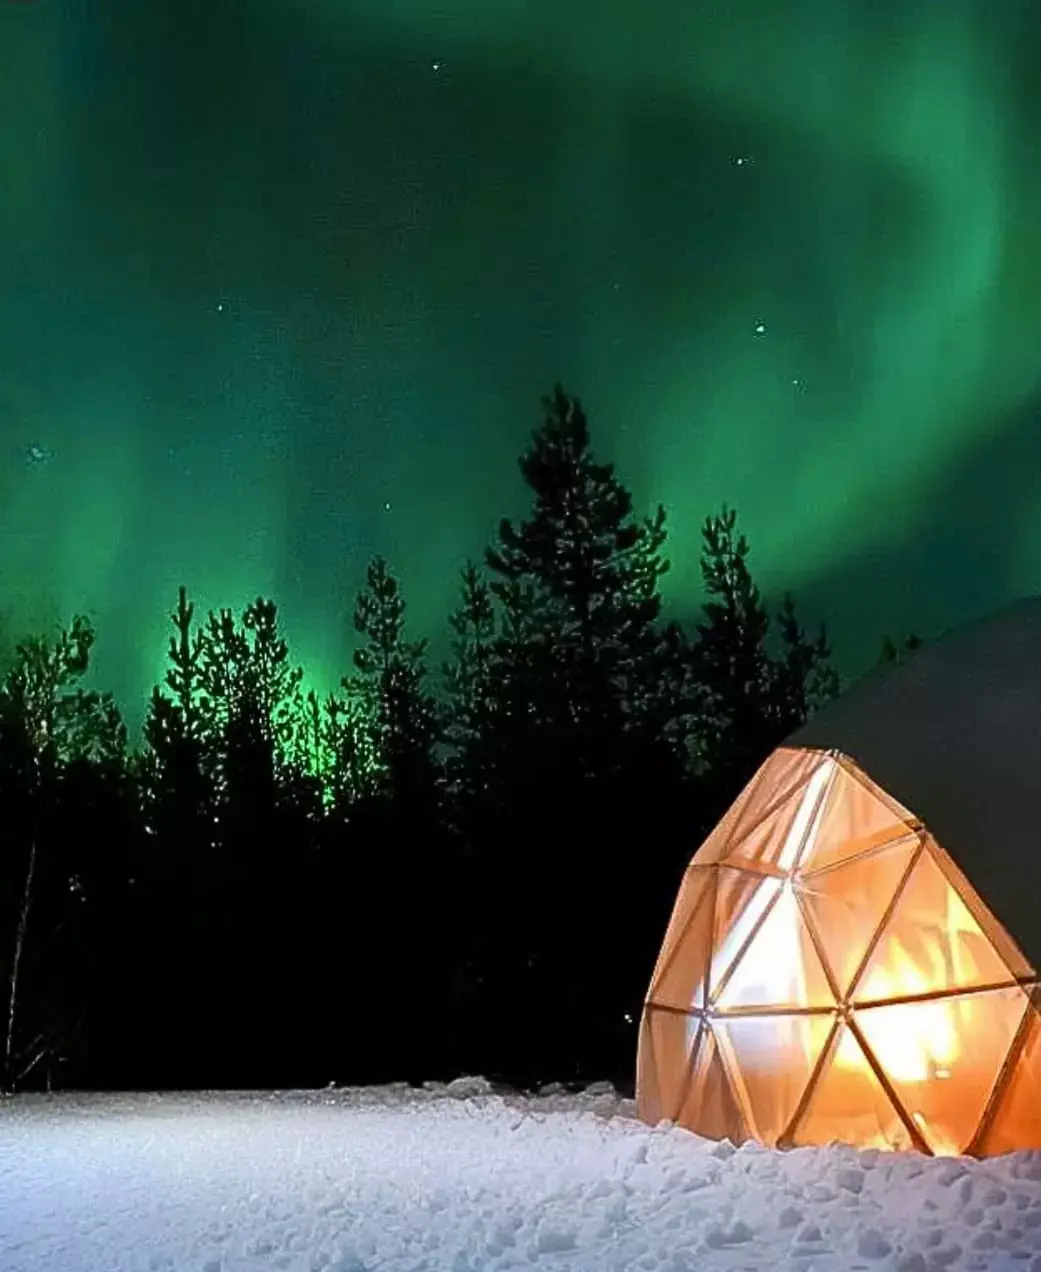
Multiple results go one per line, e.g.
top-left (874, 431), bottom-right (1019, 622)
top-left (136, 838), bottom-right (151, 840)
top-left (3, 0), bottom-right (1041, 718)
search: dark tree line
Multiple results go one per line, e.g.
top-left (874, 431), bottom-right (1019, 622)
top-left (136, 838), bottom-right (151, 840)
top-left (0, 385), bottom-right (909, 1095)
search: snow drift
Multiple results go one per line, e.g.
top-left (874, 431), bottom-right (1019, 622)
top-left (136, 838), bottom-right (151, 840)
top-left (2, 1079), bottom-right (1041, 1271)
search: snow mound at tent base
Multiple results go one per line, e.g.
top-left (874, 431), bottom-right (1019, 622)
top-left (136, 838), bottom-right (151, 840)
top-left (3, 1082), bottom-right (1041, 1271)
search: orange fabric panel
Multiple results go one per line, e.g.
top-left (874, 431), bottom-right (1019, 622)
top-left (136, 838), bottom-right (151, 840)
top-left (976, 987), bottom-right (1041, 1155)
top-left (710, 869), bottom-right (781, 1004)
top-left (636, 1005), bottom-right (702, 1124)
top-left (675, 1024), bottom-right (751, 1145)
top-left (927, 838), bottom-right (1035, 981)
top-left (634, 1010), bottom-right (664, 1124)
top-left (716, 881), bottom-right (835, 1011)
top-left (723, 799), bottom-right (806, 874)
top-left (799, 758), bottom-right (917, 873)
top-left (648, 866), bottom-right (715, 1012)
top-left (855, 846), bottom-right (1022, 1003)
top-left (712, 1012), bottom-right (833, 1148)
top-left (694, 748), bottom-right (825, 867)
top-left (790, 1023), bottom-right (914, 1151)
top-left (855, 986), bottom-right (1029, 1155)
top-left (798, 836), bottom-right (919, 999)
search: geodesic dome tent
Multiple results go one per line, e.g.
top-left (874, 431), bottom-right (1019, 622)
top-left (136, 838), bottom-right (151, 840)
top-left (637, 598), bottom-right (1041, 1158)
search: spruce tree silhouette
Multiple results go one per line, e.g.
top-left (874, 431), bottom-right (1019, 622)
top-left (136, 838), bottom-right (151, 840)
top-left (773, 592), bottom-right (841, 734)
top-left (0, 617), bottom-right (132, 1091)
top-left (479, 385), bottom-right (682, 1085)
top-left (443, 561), bottom-right (496, 816)
top-left (343, 557), bottom-right (444, 1080)
top-left (196, 596), bottom-right (320, 1084)
top-left (137, 590), bottom-right (325, 1086)
top-left (136, 588), bottom-right (218, 1082)
top-left (347, 557), bottom-right (439, 810)
top-left (692, 507), bottom-right (839, 828)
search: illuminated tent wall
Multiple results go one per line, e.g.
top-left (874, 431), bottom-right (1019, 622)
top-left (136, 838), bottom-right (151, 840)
top-left (638, 598), bottom-right (1041, 1158)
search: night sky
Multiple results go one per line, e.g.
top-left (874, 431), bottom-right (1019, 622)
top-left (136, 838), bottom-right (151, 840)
top-left (3, 0), bottom-right (1041, 719)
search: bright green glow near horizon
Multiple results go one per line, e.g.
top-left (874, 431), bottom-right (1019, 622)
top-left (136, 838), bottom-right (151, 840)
top-left (2, 0), bottom-right (1041, 729)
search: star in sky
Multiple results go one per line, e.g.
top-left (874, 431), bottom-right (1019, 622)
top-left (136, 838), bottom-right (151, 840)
top-left (24, 443), bottom-right (52, 468)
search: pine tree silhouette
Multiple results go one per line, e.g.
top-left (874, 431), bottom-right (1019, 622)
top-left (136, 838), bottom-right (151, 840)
top-left (343, 557), bottom-right (445, 1080)
top-left (692, 506), bottom-right (839, 823)
top-left (0, 617), bottom-right (131, 1091)
top-left (476, 385), bottom-right (681, 1084)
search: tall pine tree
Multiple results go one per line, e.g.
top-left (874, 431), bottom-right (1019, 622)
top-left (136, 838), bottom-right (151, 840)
top-left (773, 593), bottom-right (840, 732)
top-left (139, 590), bottom-right (320, 1085)
top-left (0, 617), bottom-right (130, 1090)
top-left (341, 557), bottom-right (444, 1079)
top-left (485, 384), bottom-right (671, 775)
top-left (142, 587), bottom-right (212, 852)
top-left (692, 506), bottom-right (838, 822)
top-left (442, 561), bottom-right (496, 809)
top-left (477, 385), bottom-right (677, 1084)
top-left (346, 556), bottom-right (439, 808)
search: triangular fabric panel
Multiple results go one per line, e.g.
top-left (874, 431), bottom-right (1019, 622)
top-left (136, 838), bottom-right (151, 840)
top-left (651, 864), bottom-right (711, 984)
top-left (723, 799), bottom-right (806, 875)
top-left (675, 1024), bottom-right (751, 1145)
top-left (716, 882), bottom-right (835, 1011)
top-left (798, 836), bottom-right (919, 1000)
top-left (855, 986), bottom-right (1029, 1156)
top-left (790, 1022), bottom-right (915, 1151)
top-left (976, 986), bottom-right (1041, 1155)
top-left (649, 867), bottom-right (715, 1013)
top-left (712, 1012), bottom-right (833, 1148)
top-left (799, 759), bottom-right (917, 874)
top-left (636, 1005), bottom-right (703, 1125)
top-left (710, 869), bottom-right (781, 1005)
top-left (635, 1010), bottom-right (665, 1125)
top-left (724, 759), bottom-right (835, 874)
top-left (694, 748), bottom-right (824, 867)
top-left (854, 846), bottom-right (1022, 1004)
top-left (926, 839), bottom-right (1036, 982)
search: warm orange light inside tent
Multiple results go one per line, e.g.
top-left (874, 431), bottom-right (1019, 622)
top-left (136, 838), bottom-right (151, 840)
top-left (717, 869), bottom-right (975, 1152)
top-left (834, 888), bottom-right (985, 1154)
top-left (834, 991), bottom-right (959, 1084)
top-left (842, 888), bottom-right (982, 1080)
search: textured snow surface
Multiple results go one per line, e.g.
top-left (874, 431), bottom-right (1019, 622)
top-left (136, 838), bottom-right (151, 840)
top-left (3, 1080), bottom-right (1041, 1271)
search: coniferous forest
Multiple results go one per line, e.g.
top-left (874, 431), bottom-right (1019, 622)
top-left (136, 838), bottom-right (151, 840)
top-left (1, 384), bottom-right (890, 1097)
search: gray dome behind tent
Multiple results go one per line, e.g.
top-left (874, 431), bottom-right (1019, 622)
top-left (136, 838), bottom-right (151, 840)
top-left (788, 596), bottom-right (1041, 969)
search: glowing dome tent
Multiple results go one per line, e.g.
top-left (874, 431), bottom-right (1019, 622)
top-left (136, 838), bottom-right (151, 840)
top-left (637, 598), bottom-right (1041, 1158)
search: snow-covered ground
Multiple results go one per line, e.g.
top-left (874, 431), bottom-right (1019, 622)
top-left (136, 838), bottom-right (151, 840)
top-left (3, 1080), bottom-right (1041, 1272)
